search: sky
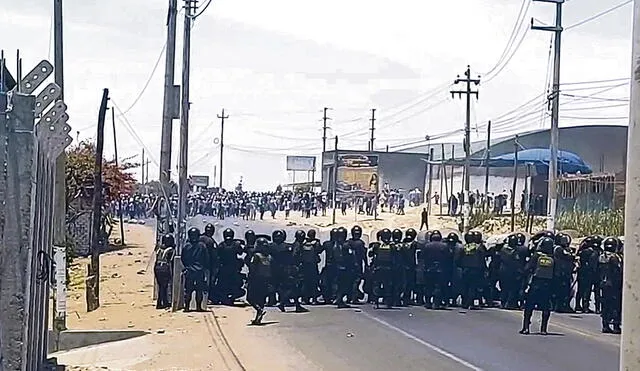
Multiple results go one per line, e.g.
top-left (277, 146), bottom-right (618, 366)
top-left (0, 0), bottom-right (635, 190)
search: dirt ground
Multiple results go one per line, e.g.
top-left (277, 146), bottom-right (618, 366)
top-left (55, 223), bottom-right (316, 371)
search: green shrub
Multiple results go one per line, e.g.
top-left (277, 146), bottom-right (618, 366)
top-left (556, 209), bottom-right (624, 236)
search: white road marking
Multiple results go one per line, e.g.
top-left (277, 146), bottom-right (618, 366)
top-left (360, 311), bottom-right (485, 371)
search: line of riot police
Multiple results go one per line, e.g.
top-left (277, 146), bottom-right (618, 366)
top-left (154, 223), bottom-right (624, 333)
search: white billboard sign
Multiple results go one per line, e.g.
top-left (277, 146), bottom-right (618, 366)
top-left (286, 156), bottom-right (316, 171)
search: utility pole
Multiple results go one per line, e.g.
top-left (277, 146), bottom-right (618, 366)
top-left (159, 0), bottom-right (179, 237)
top-left (532, 0), bottom-right (563, 231)
top-left (111, 108), bottom-right (125, 245)
top-left (621, 1), bottom-right (640, 369)
top-left (87, 89), bottom-right (109, 312)
top-left (218, 109), bottom-right (228, 189)
top-left (332, 135), bottom-right (338, 225)
top-left (172, 0), bottom-right (195, 312)
top-left (450, 66), bottom-right (480, 232)
top-left (321, 107), bottom-right (331, 188)
top-left (510, 135), bottom-right (519, 232)
top-left (369, 108), bottom-right (376, 151)
top-left (427, 148), bottom-right (434, 215)
top-left (141, 149), bottom-right (145, 186)
top-left (484, 121), bottom-right (491, 212)
top-left (52, 0), bottom-right (67, 332)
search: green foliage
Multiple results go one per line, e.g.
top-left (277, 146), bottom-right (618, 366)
top-left (469, 210), bottom-right (495, 229)
top-left (65, 141), bottom-right (137, 202)
top-left (556, 209), bottom-right (624, 237)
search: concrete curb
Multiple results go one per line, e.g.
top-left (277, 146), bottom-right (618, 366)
top-left (48, 329), bottom-right (150, 353)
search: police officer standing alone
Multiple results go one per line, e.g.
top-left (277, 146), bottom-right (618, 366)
top-left (520, 237), bottom-right (556, 335)
top-left (182, 227), bottom-right (208, 312)
top-left (599, 237), bottom-right (623, 334)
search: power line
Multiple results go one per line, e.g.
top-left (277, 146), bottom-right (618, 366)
top-left (566, 0), bottom-right (632, 30)
top-left (118, 43), bottom-right (167, 115)
top-left (482, 0), bottom-right (532, 77)
top-left (562, 77), bottom-right (629, 85)
top-left (483, 26), bottom-right (530, 84)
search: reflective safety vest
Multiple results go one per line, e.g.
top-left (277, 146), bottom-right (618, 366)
top-left (533, 253), bottom-right (554, 280)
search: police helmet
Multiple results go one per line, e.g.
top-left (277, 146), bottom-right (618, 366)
top-left (405, 228), bottom-right (417, 242)
top-left (255, 237), bottom-right (269, 250)
top-left (161, 234), bottom-right (175, 247)
top-left (376, 230), bottom-right (383, 241)
top-left (515, 232), bottom-right (526, 246)
top-left (272, 229), bottom-right (285, 244)
top-left (223, 228), bottom-right (234, 240)
top-left (380, 228), bottom-right (392, 242)
top-left (204, 223), bottom-right (215, 237)
top-left (464, 232), bottom-right (474, 244)
top-left (295, 230), bottom-right (306, 242)
top-left (506, 234), bottom-right (519, 248)
top-left (307, 229), bottom-right (317, 240)
top-left (330, 228), bottom-right (339, 241)
top-left (537, 237), bottom-right (555, 255)
top-left (245, 230), bottom-right (256, 244)
top-left (532, 230), bottom-right (552, 244)
top-left (592, 235), bottom-right (604, 248)
top-left (602, 237), bottom-right (619, 253)
top-left (337, 227), bottom-right (348, 242)
top-left (430, 230), bottom-right (442, 242)
top-left (392, 229), bottom-right (403, 242)
top-left (555, 233), bottom-right (571, 248)
top-left (446, 232), bottom-right (459, 244)
top-left (351, 225), bottom-right (363, 239)
top-left (187, 227), bottom-right (201, 242)
top-left (472, 231), bottom-right (483, 244)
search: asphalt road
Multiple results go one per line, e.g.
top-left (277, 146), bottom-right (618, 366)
top-left (188, 215), bottom-right (621, 371)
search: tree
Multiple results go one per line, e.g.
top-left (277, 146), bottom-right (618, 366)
top-left (65, 141), bottom-right (137, 207)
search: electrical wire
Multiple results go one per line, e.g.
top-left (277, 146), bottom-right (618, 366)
top-left (566, 0), bottom-right (632, 30)
top-left (483, 26), bottom-right (530, 84)
top-left (562, 77), bottom-right (629, 86)
top-left (481, 0), bottom-right (531, 77)
top-left (118, 43), bottom-right (167, 116)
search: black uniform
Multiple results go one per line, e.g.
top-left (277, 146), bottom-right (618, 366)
top-left (457, 231), bottom-right (487, 309)
top-left (154, 234), bottom-right (175, 309)
top-left (201, 224), bottom-right (219, 304)
top-left (182, 227), bottom-right (208, 312)
top-left (320, 229), bottom-right (339, 304)
top-left (216, 229), bottom-right (244, 305)
top-left (348, 226), bottom-right (367, 304)
top-left (576, 236), bottom-right (597, 313)
top-left (552, 233), bottom-right (575, 313)
top-left (334, 227), bottom-right (357, 308)
top-left (423, 231), bottom-right (451, 309)
top-left (401, 229), bottom-right (418, 306)
top-left (272, 230), bottom-right (307, 312)
top-left (599, 237), bottom-right (623, 334)
top-left (298, 230), bottom-right (321, 304)
top-left (520, 237), bottom-right (556, 335)
top-left (247, 237), bottom-right (272, 325)
top-left (499, 234), bottom-right (521, 309)
top-left (370, 229), bottom-right (397, 308)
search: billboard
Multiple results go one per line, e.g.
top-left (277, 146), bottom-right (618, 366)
top-left (189, 175), bottom-right (209, 188)
top-left (286, 156), bottom-right (316, 171)
top-left (336, 154), bottom-right (379, 201)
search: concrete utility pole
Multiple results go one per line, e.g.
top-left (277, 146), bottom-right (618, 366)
top-left (87, 89), bottom-right (109, 312)
top-left (532, 0), bottom-right (563, 231)
top-left (621, 2), bottom-right (640, 369)
top-left (484, 120), bottom-right (491, 212)
top-left (52, 0), bottom-right (67, 332)
top-left (218, 108), bottom-right (228, 189)
top-left (141, 149), bottom-right (145, 186)
top-left (332, 135), bottom-right (338, 225)
top-left (172, 0), bottom-right (196, 312)
top-left (427, 148), bottom-right (434, 215)
top-left (321, 107), bottom-right (331, 186)
top-left (159, 0), bottom-right (179, 235)
top-left (369, 108), bottom-right (376, 151)
top-left (111, 108), bottom-right (125, 245)
top-left (450, 66), bottom-right (480, 232)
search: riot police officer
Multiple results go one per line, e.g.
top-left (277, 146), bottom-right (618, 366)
top-left (298, 230), bottom-right (322, 304)
top-left (553, 232), bottom-right (575, 313)
top-left (334, 227), bottom-right (357, 308)
top-left (247, 237), bottom-right (272, 325)
top-left (201, 224), bottom-right (219, 305)
top-left (457, 231), bottom-right (486, 310)
top-left (182, 227), bottom-right (208, 312)
top-left (370, 228), bottom-right (397, 308)
top-left (348, 226), bottom-right (368, 304)
top-left (520, 237), bottom-right (556, 335)
top-left (599, 237), bottom-right (623, 334)
top-left (154, 234), bottom-right (175, 309)
top-left (216, 228), bottom-right (244, 305)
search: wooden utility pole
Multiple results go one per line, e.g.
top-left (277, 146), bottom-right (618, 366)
top-left (111, 108), bottom-right (125, 245)
top-left (332, 136), bottom-right (338, 225)
top-left (510, 135), bottom-right (519, 232)
top-left (369, 108), bottom-right (376, 151)
top-left (484, 120), bottom-right (491, 212)
top-left (141, 149), bottom-right (145, 186)
top-left (427, 148), bottom-right (434, 215)
top-left (218, 108), bottom-right (229, 189)
top-left (87, 89), bottom-right (109, 312)
top-left (450, 144), bottom-right (455, 215)
top-left (451, 66), bottom-right (480, 232)
top-left (621, 1), bottom-right (640, 369)
top-left (321, 107), bottom-right (331, 186)
top-left (52, 0), bottom-right (67, 332)
top-left (440, 144), bottom-right (445, 215)
top-left (532, 0), bottom-right (563, 230)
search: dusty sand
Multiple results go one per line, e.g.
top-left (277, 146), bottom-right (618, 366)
top-left (55, 224), bottom-right (317, 371)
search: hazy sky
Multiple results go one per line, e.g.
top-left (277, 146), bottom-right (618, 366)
top-left (1, 0), bottom-right (634, 189)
